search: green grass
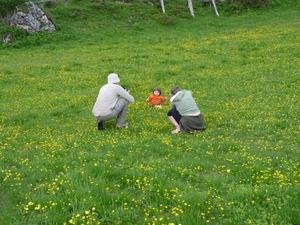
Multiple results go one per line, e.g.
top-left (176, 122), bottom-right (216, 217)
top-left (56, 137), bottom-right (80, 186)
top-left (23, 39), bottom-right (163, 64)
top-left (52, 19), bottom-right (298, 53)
top-left (1, 0), bottom-right (300, 224)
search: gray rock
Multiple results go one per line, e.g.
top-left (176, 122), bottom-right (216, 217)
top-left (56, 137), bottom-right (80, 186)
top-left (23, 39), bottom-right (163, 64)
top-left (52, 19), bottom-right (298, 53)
top-left (2, 33), bottom-right (13, 43)
top-left (4, 1), bottom-right (55, 34)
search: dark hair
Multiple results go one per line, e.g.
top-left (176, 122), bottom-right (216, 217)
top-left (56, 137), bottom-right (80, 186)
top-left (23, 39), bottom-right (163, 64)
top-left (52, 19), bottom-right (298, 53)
top-left (153, 87), bottom-right (162, 95)
top-left (171, 86), bottom-right (181, 95)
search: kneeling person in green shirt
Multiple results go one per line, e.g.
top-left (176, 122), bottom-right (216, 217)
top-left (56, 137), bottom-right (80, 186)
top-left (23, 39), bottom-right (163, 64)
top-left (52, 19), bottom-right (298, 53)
top-left (167, 86), bottom-right (206, 134)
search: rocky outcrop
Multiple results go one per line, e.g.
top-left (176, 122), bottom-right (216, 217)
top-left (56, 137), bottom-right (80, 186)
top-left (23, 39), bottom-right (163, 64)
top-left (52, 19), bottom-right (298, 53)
top-left (4, 1), bottom-right (55, 34)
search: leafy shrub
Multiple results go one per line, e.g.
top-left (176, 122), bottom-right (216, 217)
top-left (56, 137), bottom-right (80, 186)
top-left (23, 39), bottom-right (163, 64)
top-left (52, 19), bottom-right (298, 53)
top-left (157, 14), bottom-right (177, 26)
top-left (224, 0), bottom-right (269, 12)
top-left (223, 0), bottom-right (292, 12)
top-left (0, 25), bottom-right (28, 48)
top-left (0, 0), bottom-right (26, 17)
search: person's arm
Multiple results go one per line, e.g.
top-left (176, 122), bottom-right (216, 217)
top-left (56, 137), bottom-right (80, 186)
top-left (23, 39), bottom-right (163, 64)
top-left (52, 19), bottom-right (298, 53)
top-left (146, 94), bottom-right (153, 102)
top-left (160, 96), bottom-right (167, 102)
top-left (170, 102), bottom-right (176, 110)
top-left (117, 86), bottom-right (135, 102)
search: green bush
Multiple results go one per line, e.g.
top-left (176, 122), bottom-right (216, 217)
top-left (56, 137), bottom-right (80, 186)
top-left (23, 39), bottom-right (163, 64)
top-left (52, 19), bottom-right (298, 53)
top-left (0, 0), bottom-right (27, 17)
top-left (223, 0), bottom-right (294, 11)
top-left (0, 25), bottom-right (28, 48)
top-left (224, 0), bottom-right (269, 11)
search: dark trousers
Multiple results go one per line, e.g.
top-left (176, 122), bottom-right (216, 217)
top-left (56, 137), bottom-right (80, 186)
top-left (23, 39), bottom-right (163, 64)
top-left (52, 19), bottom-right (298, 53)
top-left (167, 109), bottom-right (181, 124)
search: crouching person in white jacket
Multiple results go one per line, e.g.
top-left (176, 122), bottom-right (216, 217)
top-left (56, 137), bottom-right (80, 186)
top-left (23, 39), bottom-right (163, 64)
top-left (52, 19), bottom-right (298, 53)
top-left (92, 73), bottom-right (135, 130)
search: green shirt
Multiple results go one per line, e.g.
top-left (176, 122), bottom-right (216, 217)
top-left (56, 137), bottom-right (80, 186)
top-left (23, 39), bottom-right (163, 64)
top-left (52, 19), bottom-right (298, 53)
top-left (170, 90), bottom-right (200, 116)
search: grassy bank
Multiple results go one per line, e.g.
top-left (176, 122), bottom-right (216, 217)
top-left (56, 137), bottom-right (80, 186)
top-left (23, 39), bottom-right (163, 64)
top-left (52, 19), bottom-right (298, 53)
top-left (0, 0), bottom-right (300, 224)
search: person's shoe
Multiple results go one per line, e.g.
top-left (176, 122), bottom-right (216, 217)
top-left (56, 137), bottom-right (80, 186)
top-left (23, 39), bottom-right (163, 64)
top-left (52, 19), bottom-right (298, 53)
top-left (171, 127), bottom-right (180, 134)
top-left (98, 121), bottom-right (104, 130)
top-left (116, 122), bottom-right (128, 128)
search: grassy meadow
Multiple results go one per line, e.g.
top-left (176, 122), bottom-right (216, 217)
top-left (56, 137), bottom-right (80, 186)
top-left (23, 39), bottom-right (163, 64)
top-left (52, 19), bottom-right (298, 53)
top-left (0, 0), bottom-right (300, 224)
